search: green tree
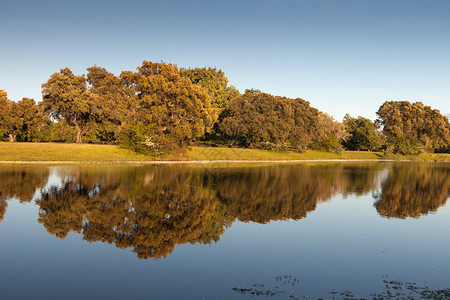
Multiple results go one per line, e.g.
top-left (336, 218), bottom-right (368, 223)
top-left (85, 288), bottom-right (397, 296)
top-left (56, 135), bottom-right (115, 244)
top-left (180, 67), bottom-right (239, 112)
top-left (36, 119), bottom-right (76, 143)
top-left (42, 68), bottom-right (98, 143)
top-left (221, 90), bottom-right (345, 152)
top-left (87, 66), bottom-right (129, 120)
top-left (119, 61), bottom-right (216, 154)
top-left (85, 66), bottom-right (129, 144)
top-left (343, 114), bottom-right (383, 151)
top-left (0, 90), bottom-right (12, 141)
top-left (310, 113), bottom-right (347, 153)
top-left (3, 104), bottom-right (22, 142)
top-left (1, 94), bottom-right (44, 142)
top-left (11, 98), bottom-right (44, 142)
top-left (377, 101), bottom-right (450, 154)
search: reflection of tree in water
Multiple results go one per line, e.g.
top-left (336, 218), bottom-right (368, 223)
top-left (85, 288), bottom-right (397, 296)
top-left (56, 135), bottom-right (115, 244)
top-left (0, 166), bottom-right (49, 223)
top-left (217, 165), bottom-right (338, 223)
top-left (0, 200), bottom-right (6, 223)
top-left (340, 163), bottom-right (383, 197)
top-left (0, 166), bottom-right (48, 202)
top-left (36, 164), bottom-right (384, 259)
top-left (216, 164), bottom-right (381, 223)
top-left (3, 163), bottom-right (448, 259)
top-left (38, 166), bottom-right (232, 259)
top-left (375, 164), bottom-right (450, 219)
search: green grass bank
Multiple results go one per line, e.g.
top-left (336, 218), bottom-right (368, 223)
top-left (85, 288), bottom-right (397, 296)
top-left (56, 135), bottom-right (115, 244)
top-left (0, 142), bottom-right (449, 162)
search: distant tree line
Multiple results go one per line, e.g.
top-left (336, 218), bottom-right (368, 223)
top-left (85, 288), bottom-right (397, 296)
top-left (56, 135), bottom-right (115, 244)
top-left (0, 60), bottom-right (449, 155)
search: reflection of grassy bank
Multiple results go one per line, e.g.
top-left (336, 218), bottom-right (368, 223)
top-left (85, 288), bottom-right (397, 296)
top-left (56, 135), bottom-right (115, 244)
top-left (0, 143), bottom-right (449, 162)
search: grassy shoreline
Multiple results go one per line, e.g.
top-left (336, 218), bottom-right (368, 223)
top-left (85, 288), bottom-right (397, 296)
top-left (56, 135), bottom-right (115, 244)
top-left (0, 142), bottom-right (449, 163)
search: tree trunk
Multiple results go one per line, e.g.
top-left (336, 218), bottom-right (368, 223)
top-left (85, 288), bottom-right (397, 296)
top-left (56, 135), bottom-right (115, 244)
top-left (8, 133), bottom-right (15, 143)
top-left (76, 128), bottom-right (83, 144)
top-left (73, 118), bottom-right (83, 144)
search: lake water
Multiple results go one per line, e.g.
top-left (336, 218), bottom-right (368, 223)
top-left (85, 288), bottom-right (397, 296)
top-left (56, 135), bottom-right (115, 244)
top-left (0, 162), bottom-right (449, 299)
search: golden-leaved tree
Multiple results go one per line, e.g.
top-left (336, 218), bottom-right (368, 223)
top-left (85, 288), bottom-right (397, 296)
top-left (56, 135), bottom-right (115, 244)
top-left (0, 90), bottom-right (12, 141)
top-left (84, 66), bottom-right (130, 143)
top-left (119, 61), bottom-right (216, 154)
top-left (5, 98), bottom-right (44, 142)
top-left (343, 114), bottom-right (383, 151)
top-left (377, 101), bottom-right (450, 153)
top-left (221, 90), bottom-right (346, 152)
top-left (180, 67), bottom-right (239, 113)
top-left (0, 91), bottom-right (44, 142)
top-left (42, 68), bottom-right (99, 143)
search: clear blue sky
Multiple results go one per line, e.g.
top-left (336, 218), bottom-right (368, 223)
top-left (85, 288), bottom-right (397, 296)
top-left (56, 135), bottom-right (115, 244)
top-left (1, 0), bottom-right (449, 121)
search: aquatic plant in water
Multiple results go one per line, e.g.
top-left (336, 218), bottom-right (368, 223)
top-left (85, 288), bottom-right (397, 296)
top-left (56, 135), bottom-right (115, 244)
top-left (232, 275), bottom-right (450, 299)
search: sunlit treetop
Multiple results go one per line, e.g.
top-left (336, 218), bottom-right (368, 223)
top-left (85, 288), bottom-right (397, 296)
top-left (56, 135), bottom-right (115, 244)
top-left (180, 67), bottom-right (240, 112)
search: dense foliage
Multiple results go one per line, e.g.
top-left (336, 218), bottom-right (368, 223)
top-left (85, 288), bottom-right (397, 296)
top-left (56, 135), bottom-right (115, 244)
top-left (221, 90), bottom-right (346, 152)
top-left (343, 114), bottom-right (383, 151)
top-left (377, 101), bottom-right (450, 154)
top-left (1, 61), bottom-right (449, 156)
top-left (0, 91), bottom-right (44, 142)
top-left (42, 68), bottom-right (99, 143)
top-left (180, 67), bottom-right (239, 112)
top-left (119, 61), bottom-right (216, 155)
top-left (0, 90), bottom-right (11, 140)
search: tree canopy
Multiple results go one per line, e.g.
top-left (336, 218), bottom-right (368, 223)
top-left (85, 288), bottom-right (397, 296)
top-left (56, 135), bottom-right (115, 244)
top-left (0, 92), bottom-right (43, 142)
top-left (180, 67), bottom-right (240, 112)
top-left (343, 114), bottom-right (383, 151)
top-left (0, 90), bottom-right (12, 140)
top-left (221, 90), bottom-right (346, 152)
top-left (377, 101), bottom-right (450, 154)
top-left (119, 61), bottom-right (216, 154)
top-left (3, 60), bottom-right (449, 157)
top-left (86, 66), bottom-right (128, 123)
top-left (42, 68), bottom-right (99, 143)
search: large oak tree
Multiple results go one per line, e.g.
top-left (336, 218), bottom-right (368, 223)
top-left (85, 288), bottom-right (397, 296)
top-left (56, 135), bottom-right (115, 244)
top-left (42, 68), bottom-right (98, 143)
top-left (85, 66), bottom-right (130, 143)
top-left (377, 101), bottom-right (450, 153)
top-left (8, 98), bottom-right (44, 142)
top-left (0, 91), bottom-right (43, 142)
top-left (120, 61), bottom-right (216, 154)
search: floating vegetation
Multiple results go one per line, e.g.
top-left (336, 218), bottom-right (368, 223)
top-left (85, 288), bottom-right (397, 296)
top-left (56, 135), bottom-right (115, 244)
top-left (232, 275), bottom-right (450, 299)
top-left (275, 274), bottom-right (301, 287)
top-left (232, 284), bottom-right (284, 297)
top-left (369, 276), bottom-right (450, 300)
top-left (232, 275), bottom-right (300, 297)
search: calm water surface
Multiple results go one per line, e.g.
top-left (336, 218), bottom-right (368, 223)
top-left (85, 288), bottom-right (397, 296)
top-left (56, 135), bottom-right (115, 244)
top-left (0, 162), bottom-right (449, 299)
